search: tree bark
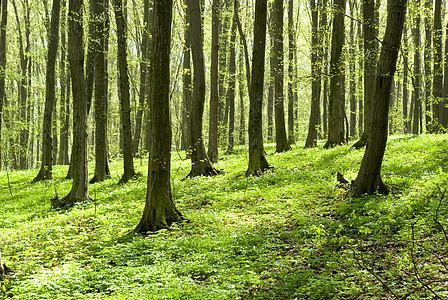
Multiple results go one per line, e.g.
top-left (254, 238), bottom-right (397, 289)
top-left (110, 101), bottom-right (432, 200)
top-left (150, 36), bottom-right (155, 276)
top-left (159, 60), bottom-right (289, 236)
top-left (32, 0), bottom-right (61, 183)
top-left (287, 0), bottom-right (295, 145)
top-left (238, 47), bottom-right (246, 145)
top-left (0, 0), bottom-right (7, 171)
top-left (52, 0), bottom-right (90, 208)
top-left (246, 0), bottom-right (271, 176)
top-left (267, 11), bottom-right (274, 143)
top-left (181, 1), bottom-right (192, 153)
top-left (187, 0), bottom-right (220, 177)
top-left (351, 0), bottom-right (377, 149)
top-left (348, 0), bottom-right (406, 198)
top-left (227, 6), bottom-right (237, 154)
top-left (403, 23), bottom-right (410, 133)
top-left (433, 0), bottom-right (443, 130)
top-left (135, 0), bottom-right (182, 233)
top-left (133, 0), bottom-right (151, 156)
top-left (273, 0), bottom-right (290, 152)
top-left (90, 0), bottom-right (110, 183)
top-left (305, 0), bottom-right (320, 148)
top-left (114, 0), bottom-right (136, 183)
top-left (208, 0), bottom-right (220, 162)
top-left (441, 15), bottom-right (448, 128)
top-left (412, 1), bottom-right (422, 135)
top-left (349, 0), bottom-right (357, 137)
top-left (324, 0), bottom-right (346, 148)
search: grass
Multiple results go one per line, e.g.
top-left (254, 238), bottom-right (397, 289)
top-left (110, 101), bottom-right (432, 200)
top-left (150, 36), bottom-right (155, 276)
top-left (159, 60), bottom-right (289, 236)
top-left (1, 134), bottom-right (448, 299)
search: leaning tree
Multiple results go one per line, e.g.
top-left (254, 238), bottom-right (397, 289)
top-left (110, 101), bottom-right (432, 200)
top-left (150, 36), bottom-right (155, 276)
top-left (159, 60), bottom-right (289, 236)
top-left (347, 0), bottom-right (407, 198)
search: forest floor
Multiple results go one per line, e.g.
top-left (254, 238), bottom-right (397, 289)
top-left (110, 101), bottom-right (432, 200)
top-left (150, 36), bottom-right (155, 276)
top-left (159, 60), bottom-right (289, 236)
top-left (1, 134), bottom-right (448, 299)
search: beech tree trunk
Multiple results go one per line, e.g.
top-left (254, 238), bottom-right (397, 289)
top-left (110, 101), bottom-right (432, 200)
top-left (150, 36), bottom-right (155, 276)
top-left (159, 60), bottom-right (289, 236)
top-left (273, 0), bottom-right (290, 152)
top-left (412, 3), bottom-right (422, 135)
top-left (181, 1), bottom-right (192, 153)
top-left (114, 0), bottom-right (136, 183)
top-left (52, 0), bottom-right (90, 208)
top-left (187, 0), bottom-right (220, 177)
top-left (423, 0), bottom-right (432, 132)
top-left (441, 17), bottom-right (448, 128)
top-left (267, 14), bottom-right (274, 143)
top-left (135, 0), bottom-right (182, 233)
top-left (208, 0), bottom-right (220, 162)
top-left (227, 7), bottom-right (237, 154)
top-left (0, 0), bottom-right (7, 171)
top-left (403, 23), bottom-right (410, 133)
top-left (324, 0), bottom-right (346, 148)
top-left (305, 0), bottom-right (320, 148)
top-left (433, 0), bottom-right (443, 130)
top-left (32, 0), bottom-right (61, 183)
top-left (133, 0), bottom-right (151, 156)
top-left (287, 0), bottom-right (295, 145)
top-left (246, 0), bottom-right (271, 176)
top-left (348, 0), bottom-right (406, 198)
top-left (90, 0), bottom-right (110, 183)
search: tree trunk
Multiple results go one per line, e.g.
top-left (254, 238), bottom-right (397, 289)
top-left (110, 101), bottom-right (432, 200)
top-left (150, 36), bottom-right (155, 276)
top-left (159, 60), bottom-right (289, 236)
top-left (238, 47), bottom-right (246, 145)
top-left (273, 0), bottom-right (290, 152)
top-left (187, 0), bottom-right (220, 177)
top-left (0, 0), bottom-right (7, 171)
top-left (423, 0), bottom-right (432, 132)
top-left (181, 1), bottom-right (192, 153)
top-left (114, 0), bottom-right (136, 183)
top-left (32, 0), bottom-right (61, 183)
top-left (227, 6), bottom-right (237, 154)
top-left (349, 0), bottom-right (357, 137)
top-left (351, 0), bottom-right (377, 149)
top-left (133, 0), bottom-right (151, 156)
top-left (433, 0), bottom-right (443, 130)
top-left (246, 0), bottom-right (271, 176)
top-left (412, 2), bottom-right (422, 135)
top-left (441, 16), bottom-right (448, 128)
top-left (324, 0), bottom-right (346, 148)
top-left (403, 23), bottom-right (410, 133)
top-left (267, 13), bottom-right (274, 143)
top-left (90, 0), bottom-right (110, 184)
top-left (287, 0), bottom-right (295, 145)
top-left (135, 0), bottom-right (182, 233)
top-left (347, 0), bottom-right (406, 198)
top-left (208, 0), bottom-right (220, 162)
top-left (305, 0), bottom-right (320, 148)
top-left (52, 0), bottom-right (90, 208)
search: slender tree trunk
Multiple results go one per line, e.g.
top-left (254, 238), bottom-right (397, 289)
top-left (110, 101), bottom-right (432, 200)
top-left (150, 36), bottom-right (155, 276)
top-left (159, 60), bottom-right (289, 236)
top-left (235, 0), bottom-right (251, 94)
top-left (133, 0), bottom-right (151, 156)
top-left (433, 0), bottom-right (443, 130)
top-left (423, 0), bottom-right (432, 132)
top-left (324, 0), bottom-right (346, 148)
top-left (305, 0), bottom-right (320, 148)
top-left (273, 0), bottom-right (290, 152)
top-left (135, 0), bottom-right (182, 233)
top-left (287, 0), bottom-right (295, 144)
top-left (181, 1), bottom-right (192, 153)
top-left (187, 0), bottom-right (220, 177)
top-left (403, 23), bottom-right (409, 133)
top-left (351, 0), bottom-right (377, 149)
top-left (32, 0), bottom-right (61, 183)
top-left (208, 0), bottom-right (220, 162)
top-left (0, 0), bottom-right (7, 171)
top-left (227, 6), bottom-right (237, 154)
top-left (348, 0), bottom-right (406, 198)
top-left (357, 13), bottom-right (363, 135)
top-left (441, 16), bottom-right (448, 128)
top-left (52, 0), bottom-right (90, 208)
top-left (349, 0), bottom-right (357, 137)
top-left (114, 0), bottom-right (136, 183)
top-left (413, 1), bottom-right (422, 135)
top-left (238, 47), bottom-right (246, 145)
top-left (267, 13), bottom-right (274, 143)
top-left (246, 0), bottom-right (271, 176)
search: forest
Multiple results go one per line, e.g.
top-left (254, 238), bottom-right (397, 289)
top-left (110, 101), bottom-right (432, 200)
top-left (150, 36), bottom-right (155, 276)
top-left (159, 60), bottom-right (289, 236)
top-left (0, 0), bottom-right (448, 298)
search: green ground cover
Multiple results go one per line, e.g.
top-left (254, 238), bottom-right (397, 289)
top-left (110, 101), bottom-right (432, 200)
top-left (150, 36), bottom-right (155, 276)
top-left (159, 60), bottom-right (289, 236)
top-left (1, 134), bottom-right (448, 299)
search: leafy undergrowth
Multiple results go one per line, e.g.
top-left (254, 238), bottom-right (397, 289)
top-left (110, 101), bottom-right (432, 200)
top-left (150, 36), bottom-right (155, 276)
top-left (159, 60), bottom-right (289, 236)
top-left (1, 134), bottom-right (448, 299)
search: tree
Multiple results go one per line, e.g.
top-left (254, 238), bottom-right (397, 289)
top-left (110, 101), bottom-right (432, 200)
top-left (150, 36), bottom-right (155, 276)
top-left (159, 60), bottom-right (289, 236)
top-left (305, 0), bottom-right (320, 148)
top-left (208, 0), bottom-right (220, 163)
top-left (432, 0), bottom-right (442, 130)
top-left (349, 0), bottom-right (357, 137)
top-left (113, 0), bottom-right (136, 183)
top-left (226, 4), bottom-right (237, 154)
top-left (441, 15), bottom-right (448, 128)
top-left (347, 0), bottom-right (407, 198)
top-left (0, 0), bottom-right (7, 171)
top-left (135, 0), bottom-right (182, 233)
top-left (186, 0), bottom-right (220, 177)
top-left (90, 0), bottom-right (110, 183)
top-left (351, 0), bottom-right (377, 149)
top-left (423, 0), bottom-right (432, 132)
top-left (132, 0), bottom-right (151, 156)
top-left (51, 0), bottom-right (90, 208)
top-left (402, 23), bottom-right (410, 133)
top-left (246, 0), bottom-right (271, 176)
top-left (412, 1), bottom-right (422, 135)
top-left (287, 0), bottom-right (295, 145)
top-left (32, 0), bottom-right (61, 183)
top-left (324, 0), bottom-right (346, 148)
top-left (181, 1), bottom-right (192, 153)
top-left (272, 0), bottom-right (290, 152)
